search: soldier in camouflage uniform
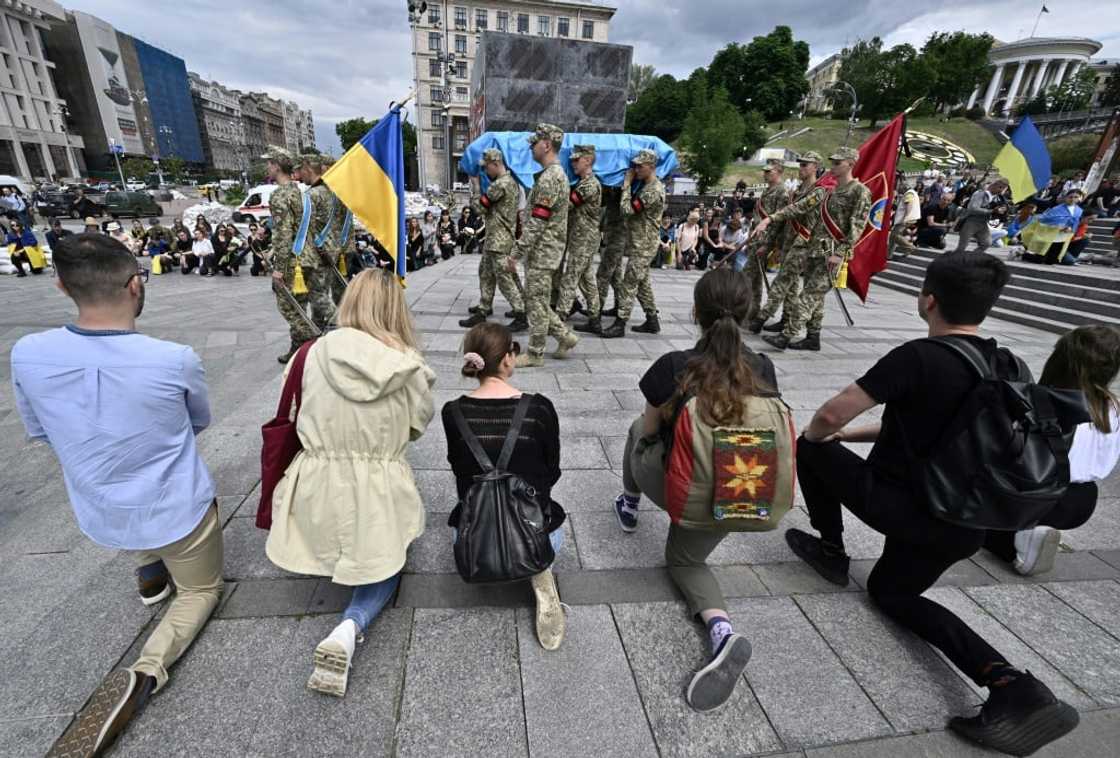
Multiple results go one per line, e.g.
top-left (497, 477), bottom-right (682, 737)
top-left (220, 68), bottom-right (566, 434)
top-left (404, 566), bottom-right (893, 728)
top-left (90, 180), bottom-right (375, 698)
top-left (558, 145), bottom-right (604, 334)
top-left (297, 155), bottom-right (339, 333)
top-left (601, 149), bottom-right (665, 338)
top-left (736, 160), bottom-right (789, 321)
top-left (508, 124), bottom-right (579, 367)
top-left (596, 186), bottom-right (627, 317)
top-left (460, 148), bottom-right (526, 329)
top-left (266, 146), bottom-right (318, 364)
top-left (317, 154), bottom-right (353, 305)
top-left (754, 146), bottom-right (872, 352)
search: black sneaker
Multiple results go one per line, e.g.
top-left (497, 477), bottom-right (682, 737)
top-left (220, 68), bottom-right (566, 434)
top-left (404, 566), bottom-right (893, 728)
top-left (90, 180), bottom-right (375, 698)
top-left (47, 669), bottom-right (155, 758)
top-left (785, 528), bottom-right (850, 586)
top-left (686, 634), bottom-right (752, 712)
top-left (614, 494), bottom-right (638, 532)
top-left (949, 672), bottom-right (1080, 756)
top-left (137, 560), bottom-right (172, 606)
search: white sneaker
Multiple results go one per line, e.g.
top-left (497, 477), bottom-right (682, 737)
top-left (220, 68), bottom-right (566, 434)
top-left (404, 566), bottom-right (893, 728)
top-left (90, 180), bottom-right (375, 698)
top-left (308, 619), bottom-right (358, 697)
top-left (530, 570), bottom-right (566, 651)
top-left (1013, 526), bottom-right (1061, 576)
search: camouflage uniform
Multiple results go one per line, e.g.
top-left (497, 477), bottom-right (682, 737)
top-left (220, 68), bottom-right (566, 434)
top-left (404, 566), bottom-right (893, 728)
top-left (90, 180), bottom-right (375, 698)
top-left (615, 151), bottom-right (665, 322)
top-left (268, 178), bottom-right (318, 345)
top-left (303, 181), bottom-right (339, 330)
top-left (511, 124), bottom-right (576, 359)
top-left (472, 161), bottom-right (524, 314)
top-left (324, 164), bottom-right (354, 305)
top-left (756, 166), bottom-right (821, 327)
top-left (596, 186), bottom-right (627, 310)
top-left (767, 149), bottom-right (872, 339)
top-left (743, 174), bottom-right (789, 320)
top-left (556, 146), bottom-right (602, 319)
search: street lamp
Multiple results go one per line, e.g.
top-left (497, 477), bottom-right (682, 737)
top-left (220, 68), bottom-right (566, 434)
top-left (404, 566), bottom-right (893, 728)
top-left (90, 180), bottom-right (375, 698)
top-left (155, 125), bottom-right (174, 185)
top-left (827, 81), bottom-right (860, 146)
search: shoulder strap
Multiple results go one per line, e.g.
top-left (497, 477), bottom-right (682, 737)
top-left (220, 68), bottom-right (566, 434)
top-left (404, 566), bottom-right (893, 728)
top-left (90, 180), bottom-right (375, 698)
top-left (275, 339), bottom-right (316, 421)
top-left (450, 400), bottom-right (495, 473)
top-left (292, 191), bottom-right (312, 255)
top-left (497, 394), bottom-right (532, 471)
top-left (314, 195), bottom-right (337, 248)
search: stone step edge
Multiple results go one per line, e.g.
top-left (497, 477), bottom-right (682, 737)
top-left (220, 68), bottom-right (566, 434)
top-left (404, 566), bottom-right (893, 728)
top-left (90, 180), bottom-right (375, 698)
top-left (215, 555), bottom-right (1120, 619)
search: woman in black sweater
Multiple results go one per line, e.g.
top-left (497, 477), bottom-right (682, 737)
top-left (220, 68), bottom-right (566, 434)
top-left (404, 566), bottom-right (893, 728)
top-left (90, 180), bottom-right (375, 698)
top-left (442, 322), bottom-right (566, 651)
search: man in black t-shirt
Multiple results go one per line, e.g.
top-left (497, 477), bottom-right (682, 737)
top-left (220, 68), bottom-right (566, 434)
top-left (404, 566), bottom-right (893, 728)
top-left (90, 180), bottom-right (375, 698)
top-left (788, 252), bottom-right (1079, 756)
top-left (915, 194), bottom-right (953, 249)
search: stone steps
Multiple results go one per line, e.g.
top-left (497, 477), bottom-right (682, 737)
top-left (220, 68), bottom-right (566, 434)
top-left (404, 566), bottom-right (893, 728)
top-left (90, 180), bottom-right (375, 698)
top-left (875, 247), bottom-right (1120, 334)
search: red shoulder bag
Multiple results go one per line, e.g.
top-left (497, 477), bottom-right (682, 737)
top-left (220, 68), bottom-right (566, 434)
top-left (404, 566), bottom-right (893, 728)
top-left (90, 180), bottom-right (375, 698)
top-left (256, 340), bottom-right (316, 530)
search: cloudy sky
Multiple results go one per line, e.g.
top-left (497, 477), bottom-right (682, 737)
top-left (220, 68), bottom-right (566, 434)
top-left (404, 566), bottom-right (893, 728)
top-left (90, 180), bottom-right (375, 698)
top-left (69, 0), bottom-right (1119, 155)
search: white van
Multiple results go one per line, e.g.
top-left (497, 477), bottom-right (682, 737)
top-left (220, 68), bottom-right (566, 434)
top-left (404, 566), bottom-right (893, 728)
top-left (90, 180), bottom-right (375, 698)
top-left (232, 182), bottom-right (309, 223)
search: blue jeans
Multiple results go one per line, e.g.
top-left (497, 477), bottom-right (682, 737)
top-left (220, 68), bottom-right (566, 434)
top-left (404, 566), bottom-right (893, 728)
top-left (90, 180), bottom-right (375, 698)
top-left (341, 574), bottom-right (400, 632)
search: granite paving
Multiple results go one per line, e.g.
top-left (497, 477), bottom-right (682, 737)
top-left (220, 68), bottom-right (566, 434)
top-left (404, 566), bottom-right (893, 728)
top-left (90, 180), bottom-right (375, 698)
top-left (2, 252), bottom-right (1119, 756)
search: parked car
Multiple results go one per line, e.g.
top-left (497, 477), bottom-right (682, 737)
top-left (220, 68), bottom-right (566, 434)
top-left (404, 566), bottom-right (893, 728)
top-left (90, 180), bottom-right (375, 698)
top-left (35, 190), bottom-right (99, 218)
top-left (125, 180), bottom-right (147, 191)
top-left (104, 190), bottom-right (162, 219)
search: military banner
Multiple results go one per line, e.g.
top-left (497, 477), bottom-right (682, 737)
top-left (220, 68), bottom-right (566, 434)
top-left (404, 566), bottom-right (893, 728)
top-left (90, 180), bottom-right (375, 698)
top-left (847, 113), bottom-right (907, 302)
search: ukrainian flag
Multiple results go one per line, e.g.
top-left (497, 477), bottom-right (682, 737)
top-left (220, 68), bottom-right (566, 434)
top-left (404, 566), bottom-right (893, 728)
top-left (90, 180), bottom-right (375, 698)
top-left (993, 115), bottom-right (1051, 203)
top-left (322, 108), bottom-right (406, 279)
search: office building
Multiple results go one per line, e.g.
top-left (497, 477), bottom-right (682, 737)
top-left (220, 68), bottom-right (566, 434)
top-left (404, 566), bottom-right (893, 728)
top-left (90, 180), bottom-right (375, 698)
top-left (189, 72), bottom-right (246, 173)
top-left (128, 37), bottom-right (204, 165)
top-left (804, 53), bottom-right (842, 114)
top-left (408, 0), bottom-right (616, 189)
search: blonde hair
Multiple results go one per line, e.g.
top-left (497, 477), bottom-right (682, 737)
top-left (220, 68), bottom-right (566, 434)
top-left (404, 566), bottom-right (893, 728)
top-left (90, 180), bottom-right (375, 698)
top-left (337, 269), bottom-right (419, 351)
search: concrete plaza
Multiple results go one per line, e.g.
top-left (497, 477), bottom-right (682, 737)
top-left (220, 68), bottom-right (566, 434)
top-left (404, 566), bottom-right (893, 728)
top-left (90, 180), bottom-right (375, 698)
top-left (1, 254), bottom-right (1118, 757)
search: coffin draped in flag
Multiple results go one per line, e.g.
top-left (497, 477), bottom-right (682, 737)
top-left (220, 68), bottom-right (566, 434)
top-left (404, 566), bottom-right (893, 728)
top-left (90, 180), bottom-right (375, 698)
top-left (847, 113), bottom-right (907, 302)
top-left (322, 108), bottom-right (407, 280)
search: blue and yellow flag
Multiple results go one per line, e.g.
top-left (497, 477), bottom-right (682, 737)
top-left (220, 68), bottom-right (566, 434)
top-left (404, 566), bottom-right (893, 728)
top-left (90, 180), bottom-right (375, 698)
top-left (994, 116), bottom-right (1051, 203)
top-left (322, 108), bottom-right (406, 279)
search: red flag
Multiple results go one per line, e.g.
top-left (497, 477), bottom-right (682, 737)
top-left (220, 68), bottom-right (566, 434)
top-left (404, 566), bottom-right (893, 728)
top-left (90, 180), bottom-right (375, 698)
top-left (847, 113), bottom-right (906, 302)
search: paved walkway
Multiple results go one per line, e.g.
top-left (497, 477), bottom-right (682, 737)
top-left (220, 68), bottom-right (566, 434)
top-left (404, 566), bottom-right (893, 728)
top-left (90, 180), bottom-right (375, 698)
top-left (1, 255), bottom-right (1118, 757)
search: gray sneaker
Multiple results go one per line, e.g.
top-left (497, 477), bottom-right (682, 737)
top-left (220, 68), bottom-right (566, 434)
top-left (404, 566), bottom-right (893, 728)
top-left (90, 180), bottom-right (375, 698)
top-left (686, 634), bottom-right (753, 712)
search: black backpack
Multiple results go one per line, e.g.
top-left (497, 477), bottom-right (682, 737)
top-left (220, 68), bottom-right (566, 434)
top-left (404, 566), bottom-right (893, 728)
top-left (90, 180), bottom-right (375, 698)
top-left (450, 395), bottom-right (556, 583)
top-left (909, 337), bottom-right (1090, 531)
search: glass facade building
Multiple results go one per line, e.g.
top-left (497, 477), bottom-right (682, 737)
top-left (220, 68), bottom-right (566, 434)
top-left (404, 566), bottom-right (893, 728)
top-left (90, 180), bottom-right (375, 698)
top-left (131, 37), bottom-right (204, 163)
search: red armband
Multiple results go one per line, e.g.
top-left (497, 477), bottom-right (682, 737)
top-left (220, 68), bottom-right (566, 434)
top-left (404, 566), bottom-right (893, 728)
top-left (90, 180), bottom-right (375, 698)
top-left (479, 194), bottom-right (492, 209)
top-left (569, 189), bottom-right (584, 207)
top-left (631, 197), bottom-right (645, 213)
top-left (531, 204), bottom-right (552, 220)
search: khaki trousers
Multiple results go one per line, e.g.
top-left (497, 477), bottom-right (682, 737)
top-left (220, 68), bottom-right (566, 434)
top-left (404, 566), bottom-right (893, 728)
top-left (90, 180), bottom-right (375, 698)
top-left (130, 503), bottom-right (224, 691)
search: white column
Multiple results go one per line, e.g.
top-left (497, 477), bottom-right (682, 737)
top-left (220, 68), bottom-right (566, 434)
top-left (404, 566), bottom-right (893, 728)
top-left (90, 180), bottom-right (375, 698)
top-left (1052, 59), bottom-right (1071, 89)
top-left (1030, 59), bottom-right (1051, 97)
top-left (966, 84), bottom-right (981, 109)
top-left (1068, 60), bottom-right (1083, 83)
top-left (1002, 60), bottom-right (1027, 115)
top-left (982, 63), bottom-right (1005, 115)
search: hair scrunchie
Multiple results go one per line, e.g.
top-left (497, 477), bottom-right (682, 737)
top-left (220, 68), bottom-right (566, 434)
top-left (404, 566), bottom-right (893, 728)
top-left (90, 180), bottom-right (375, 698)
top-left (463, 352), bottom-right (486, 371)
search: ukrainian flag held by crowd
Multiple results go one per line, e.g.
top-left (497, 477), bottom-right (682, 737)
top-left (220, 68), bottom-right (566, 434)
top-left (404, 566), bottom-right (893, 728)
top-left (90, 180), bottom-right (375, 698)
top-left (322, 107), bottom-right (407, 279)
top-left (993, 115), bottom-right (1052, 203)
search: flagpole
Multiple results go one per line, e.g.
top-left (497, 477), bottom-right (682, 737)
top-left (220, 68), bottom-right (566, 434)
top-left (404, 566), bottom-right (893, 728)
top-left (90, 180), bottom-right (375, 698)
top-left (1030, 3), bottom-right (1045, 38)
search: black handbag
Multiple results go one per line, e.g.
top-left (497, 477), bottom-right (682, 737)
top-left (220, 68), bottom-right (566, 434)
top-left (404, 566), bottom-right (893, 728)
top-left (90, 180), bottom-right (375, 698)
top-left (450, 395), bottom-right (556, 583)
top-left (908, 337), bottom-right (1089, 531)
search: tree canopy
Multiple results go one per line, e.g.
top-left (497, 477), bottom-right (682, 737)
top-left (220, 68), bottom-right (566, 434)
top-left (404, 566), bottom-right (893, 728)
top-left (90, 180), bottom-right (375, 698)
top-left (335, 117), bottom-right (417, 157)
top-left (920, 32), bottom-right (994, 110)
top-left (629, 64), bottom-right (657, 103)
top-left (707, 26), bottom-right (810, 121)
top-left (837, 38), bottom-right (933, 127)
top-left (680, 86), bottom-right (745, 194)
top-left (1101, 64), bottom-right (1120, 107)
top-left (624, 74), bottom-right (691, 142)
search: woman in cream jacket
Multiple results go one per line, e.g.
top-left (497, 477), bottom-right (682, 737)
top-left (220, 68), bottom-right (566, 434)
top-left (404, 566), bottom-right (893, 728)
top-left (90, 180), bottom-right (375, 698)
top-left (267, 268), bottom-right (435, 697)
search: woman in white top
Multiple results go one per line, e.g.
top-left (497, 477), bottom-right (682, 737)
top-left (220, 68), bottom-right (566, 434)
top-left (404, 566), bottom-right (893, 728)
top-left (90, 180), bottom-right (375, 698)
top-left (985, 325), bottom-right (1120, 575)
top-left (676, 207), bottom-right (701, 270)
top-left (191, 228), bottom-right (216, 276)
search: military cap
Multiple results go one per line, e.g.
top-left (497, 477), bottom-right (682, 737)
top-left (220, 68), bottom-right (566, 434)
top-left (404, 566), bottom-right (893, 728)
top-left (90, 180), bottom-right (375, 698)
top-left (798, 150), bottom-right (824, 164)
top-left (481, 147), bottom-right (505, 164)
top-left (631, 149), bottom-right (658, 166)
top-left (528, 123), bottom-right (564, 146)
top-left (829, 146), bottom-right (860, 162)
top-left (261, 145), bottom-right (295, 162)
top-left (763, 158), bottom-right (785, 171)
top-left (570, 144), bottom-right (596, 159)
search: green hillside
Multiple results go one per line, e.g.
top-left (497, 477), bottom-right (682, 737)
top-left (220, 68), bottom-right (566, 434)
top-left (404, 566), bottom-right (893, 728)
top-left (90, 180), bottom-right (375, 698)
top-left (720, 116), bottom-right (1002, 188)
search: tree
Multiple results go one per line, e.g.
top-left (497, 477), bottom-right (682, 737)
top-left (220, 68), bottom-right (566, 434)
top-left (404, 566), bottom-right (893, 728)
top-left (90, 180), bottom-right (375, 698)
top-left (120, 157), bottom-right (152, 181)
top-left (1101, 64), bottom-right (1120, 107)
top-left (706, 26), bottom-right (810, 121)
top-left (629, 64), bottom-right (657, 103)
top-left (740, 110), bottom-right (767, 160)
top-left (624, 74), bottom-right (690, 142)
top-left (679, 86), bottom-right (744, 194)
top-left (299, 145), bottom-right (319, 155)
top-left (160, 156), bottom-right (185, 181)
top-left (838, 38), bottom-right (933, 127)
top-left (1050, 68), bottom-right (1098, 112)
top-left (920, 32), bottom-right (994, 110)
top-left (335, 117), bottom-right (375, 151)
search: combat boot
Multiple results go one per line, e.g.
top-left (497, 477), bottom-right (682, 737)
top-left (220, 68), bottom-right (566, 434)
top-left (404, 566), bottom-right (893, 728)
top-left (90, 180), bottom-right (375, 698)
top-left (600, 318), bottom-right (627, 339)
top-left (507, 313), bottom-right (529, 333)
top-left (554, 332), bottom-right (579, 358)
top-left (467, 305), bottom-right (491, 316)
top-left (514, 352), bottom-right (545, 368)
top-left (789, 332), bottom-right (821, 351)
top-left (458, 312), bottom-right (488, 328)
top-left (601, 305), bottom-right (618, 318)
top-left (505, 309), bottom-right (519, 319)
top-left (747, 318), bottom-right (765, 334)
top-left (568, 300), bottom-right (584, 317)
top-left (277, 340), bottom-right (299, 364)
top-left (631, 313), bottom-right (660, 334)
top-left (763, 317), bottom-right (787, 334)
top-left (762, 333), bottom-right (790, 351)
top-left (573, 317), bottom-right (602, 334)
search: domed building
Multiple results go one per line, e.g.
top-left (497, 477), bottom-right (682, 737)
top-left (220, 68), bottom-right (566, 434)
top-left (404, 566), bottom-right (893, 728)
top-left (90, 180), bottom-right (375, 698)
top-left (967, 36), bottom-right (1103, 117)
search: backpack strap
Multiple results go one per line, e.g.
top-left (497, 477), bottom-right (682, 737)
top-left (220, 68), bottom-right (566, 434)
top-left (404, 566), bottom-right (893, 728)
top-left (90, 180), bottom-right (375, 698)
top-left (496, 394), bottom-right (532, 471)
top-left (450, 400), bottom-right (495, 473)
top-left (926, 336), bottom-right (994, 378)
top-left (1030, 385), bottom-right (1073, 484)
